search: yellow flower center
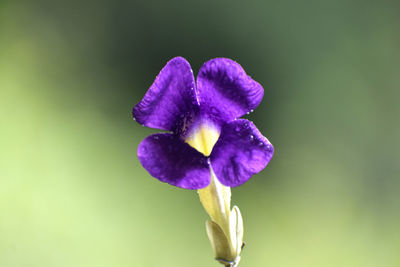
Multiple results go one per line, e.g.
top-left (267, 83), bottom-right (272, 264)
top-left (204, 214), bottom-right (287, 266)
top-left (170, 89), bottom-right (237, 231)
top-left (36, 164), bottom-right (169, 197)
top-left (185, 123), bottom-right (220, 156)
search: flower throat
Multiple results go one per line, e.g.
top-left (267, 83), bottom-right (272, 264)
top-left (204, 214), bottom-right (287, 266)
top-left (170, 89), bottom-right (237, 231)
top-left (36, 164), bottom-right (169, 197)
top-left (185, 123), bottom-right (220, 156)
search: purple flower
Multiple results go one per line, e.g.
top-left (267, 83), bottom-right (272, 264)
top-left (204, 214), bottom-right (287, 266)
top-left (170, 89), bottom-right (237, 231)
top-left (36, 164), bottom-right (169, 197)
top-left (133, 57), bottom-right (273, 190)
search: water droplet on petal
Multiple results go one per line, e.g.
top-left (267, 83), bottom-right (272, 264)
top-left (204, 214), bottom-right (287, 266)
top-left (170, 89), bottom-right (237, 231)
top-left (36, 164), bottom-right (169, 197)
top-left (249, 167), bottom-right (257, 172)
top-left (249, 135), bottom-right (254, 141)
top-left (246, 109), bottom-right (254, 115)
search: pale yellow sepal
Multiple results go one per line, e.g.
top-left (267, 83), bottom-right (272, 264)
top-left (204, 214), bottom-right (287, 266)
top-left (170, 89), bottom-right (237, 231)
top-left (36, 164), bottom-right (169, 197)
top-left (230, 206), bottom-right (244, 256)
top-left (206, 220), bottom-right (233, 262)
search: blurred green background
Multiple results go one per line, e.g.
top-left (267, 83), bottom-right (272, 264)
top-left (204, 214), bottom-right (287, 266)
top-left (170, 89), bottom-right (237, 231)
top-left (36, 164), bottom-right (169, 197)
top-left (1, 0), bottom-right (399, 266)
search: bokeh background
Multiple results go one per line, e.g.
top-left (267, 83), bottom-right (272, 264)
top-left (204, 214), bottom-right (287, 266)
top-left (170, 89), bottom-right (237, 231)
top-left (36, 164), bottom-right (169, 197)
top-left (1, 0), bottom-right (399, 266)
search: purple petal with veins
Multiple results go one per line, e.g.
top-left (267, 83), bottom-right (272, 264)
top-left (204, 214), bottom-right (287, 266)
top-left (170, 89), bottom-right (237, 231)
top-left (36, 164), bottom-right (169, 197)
top-left (133, 57), bottom-right (199, 132)
top-left (196, 58), bottom-right (264, 124)
top-left (210, 119), bottom-right (274, 187)
top-left (138, 133), bottom-right (210, 189)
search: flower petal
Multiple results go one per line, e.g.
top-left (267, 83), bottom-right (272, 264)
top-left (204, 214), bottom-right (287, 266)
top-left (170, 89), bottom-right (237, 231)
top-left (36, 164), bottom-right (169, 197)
top-left (196, 58), bottom-right (264, 124)
top-left (137, 133), bottom-right (211, 189)
top-left (133, 57), bottom-right (199, 132)
top-left (210, 119), bottom-right (273, 187)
